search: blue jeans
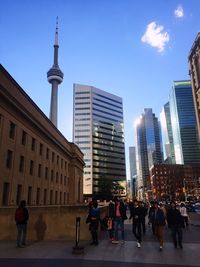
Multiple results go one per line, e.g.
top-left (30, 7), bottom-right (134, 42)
top-left (114, 217), bottom-right (124, 241)
top-left (17, 224), bottom-right (27, 246)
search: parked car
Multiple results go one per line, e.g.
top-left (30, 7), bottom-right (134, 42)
top-left (193, 203), bottom-right (200, 214)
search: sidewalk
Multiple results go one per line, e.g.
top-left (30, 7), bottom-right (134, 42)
top-left (1, 213), bottom-right (200, 267)
top-left (0, 239), bottom-right (199, 267)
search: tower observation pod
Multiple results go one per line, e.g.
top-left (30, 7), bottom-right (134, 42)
top-left (47, 17), bottom-right (64, 127)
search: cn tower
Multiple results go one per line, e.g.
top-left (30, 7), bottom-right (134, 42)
top-left (47, 17), bottom-right (64, 127)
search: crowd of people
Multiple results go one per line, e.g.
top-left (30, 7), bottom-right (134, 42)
top-left (86, 198), bottom-right (189, 251)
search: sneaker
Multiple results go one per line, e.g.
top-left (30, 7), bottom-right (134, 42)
top-left (112, 240), bottom-right (119, 244)
top-left (137, 242), bottom-right (141, 248)
top-left (159, 246), bottom-right (163, 251)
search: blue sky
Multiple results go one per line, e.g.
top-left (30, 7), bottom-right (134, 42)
top-left (1, 0), bottom-right (200, 178)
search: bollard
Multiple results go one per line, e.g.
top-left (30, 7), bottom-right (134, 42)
top-left (72, 216), bottom-right (84, 254)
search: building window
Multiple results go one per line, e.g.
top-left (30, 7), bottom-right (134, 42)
top-left (64, 176), bottom-right (67, 185)
top-left (19, 156), bottom-right (24, 172)
top-left (39, 143), bottom-right (43, 156)
top-left (51, 170), bottom-right (54, 182)
top-left (29, 160), bottom-right (34, 175)
top-left (21, 130), bottom-right (27, 145)
top-left (55, 191), bottom-right (58, 204)
top-left (64, 192), bottom-right (66, 204)
top-left (61, 159), bottom-right (63, 168)
top-left (16, 184), bottom-right (22, 205)
top-left (44, 189), bottom-right (47, 205)
top-left (56, 172), bottom-right (58, 183)
top-left (57, 155), bottom-right (59, 165)
top-left (45, 167), bottom-right (48, 179)
top-left (9, 122), bottom-right (16, 139)
top-left (50, 190), bottom-right (53, 204)
top-left (27, 186), bottom-right (32, 205)
top-left (6, 150), bottom-right (13, 169)
top-left (38, 164), bottom-right (41, 177)
top-left (60, 192), bottom-right (62, 205)
top-left (65, 161), bottom-right (67, 170)
top-left (60, 174), bottom-right (63, 184)
top-left (2, 182), bottom-right (10, 206)
top-left (46, 148), bottom-right (49, 159)
top-left (52, 152), bottom-right (55, 163)
top-left (36, 188), bottom-right (40, 205)
top-left (31, 138), bottom-right (36, 151)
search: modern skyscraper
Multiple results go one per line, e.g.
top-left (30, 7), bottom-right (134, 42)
top-left (160, 102), bottom-right (175, 163)
top-left (73, 84), bottom-right (126, 196)
top-left (136, 108), bottom-right (163, 198)
top-left (169, 80), bottom-right (200, 164)
top-left (129, 147), bottom-right (137, 198)
top-left (47, 17), bottom-right (64, 127)
top-left (188, 32), bottom-right (200, 140)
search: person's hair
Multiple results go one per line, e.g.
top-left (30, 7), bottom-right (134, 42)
top-left (180, 202), bottom-right (185, 207)
top-left (93, 201), bottom-right (98, 208)
top-left (154, 201), bottom-right (159, 205)
top-left (19, 200), bottom-right (26, 208)
top-left (170, 201), bottom-right (176, 206)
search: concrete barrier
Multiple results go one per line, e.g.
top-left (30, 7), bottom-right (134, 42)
top-left (0, 205), bottom-right (108, 241)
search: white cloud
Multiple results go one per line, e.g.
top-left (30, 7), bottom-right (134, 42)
top-left (141, 21), bottom-right (170, 53)
top-left (174, 5), bottom-right (184, 18)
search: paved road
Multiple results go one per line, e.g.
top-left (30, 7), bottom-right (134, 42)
top-left (0, 212), bottom-right (199, 267)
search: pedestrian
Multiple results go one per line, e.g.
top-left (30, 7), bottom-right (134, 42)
top-left (180, 203), bottom-right (189, 230)
top-left (88, 201), bottom-right (100, 245)
top-left (112, 198), bottom-right (127, 244)
top-left (15, 200), bottom-right (29, 248)
top-left (148, 201), bottom-right (156, 235)
top-left (108, 199), bottom-right (115, 241)
top-left (152, 201), bottom-right (166, 251)
top-left (139, 201), bottom-right (148, 235)
top-left (129, 200), bottom-right (143, 248)
top-left (167, 201), bottom-right (183, 249)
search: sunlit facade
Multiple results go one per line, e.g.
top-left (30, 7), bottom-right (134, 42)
top-left (136, 108), bottom-right (163, 198)
top-left (73, 84), bottom-right (126, 195)
top-left (160, 102), bottom-right (175, 163)
top-left (169, 80), bottom-right (200, 164)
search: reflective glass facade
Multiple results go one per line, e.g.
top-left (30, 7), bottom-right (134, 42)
top-left (169, 80), bottom-right (200, 164)
top-left (136, 109), bottom-right (163, 196)
top-left (160, 102), bottom-right (175, 163)
top-left (73, 84), bottom-right (126, 195)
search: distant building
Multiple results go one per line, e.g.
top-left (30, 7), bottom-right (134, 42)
top-left (73, 84), bottom-right (126, 196)
top-left (136, 108), bottom-right (163, 199)
top-left (129, 146), bottom-right (137, 198)
top-left (160, 102), bottom-right (175, 164)
top-left (150, 164), bottom-right (200, 201)
top-left (169, 80), bottom-right (200, 164)
top-left (0, 65), bottom-right (84, 206)
top-left (188, 33), bottom-right (200, 141)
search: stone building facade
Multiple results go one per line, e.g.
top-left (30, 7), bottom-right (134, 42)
top-left (0, 64), bottom-right (84, 206)
top-left (188, 32), bottom-right (200, 140)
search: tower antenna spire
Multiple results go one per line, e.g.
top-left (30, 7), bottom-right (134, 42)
top-left (47, 17), bottom-right (64, 127)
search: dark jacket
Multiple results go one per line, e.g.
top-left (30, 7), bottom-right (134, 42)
top-left (152, 208), bottom-right (166, 226)
top-left (129, 206), bottom-right (143, 223)
top-left (167, 208), bottom-right (183, 228)
top-left (108, 201), bottom-right (115, 218)
top-left (15, 207), bottom-right (29, 225)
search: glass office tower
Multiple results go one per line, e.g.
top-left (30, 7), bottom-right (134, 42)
top-left (136, 108), bottom-right (163, 197)
top-left (129, 146), bottom-right (137, 197)
top-left (160, 102), bottom-right (175, 163)
top-left (169, 80), bottom-right (200, 164)
top-left (73, 84), bottom-right (126, 195)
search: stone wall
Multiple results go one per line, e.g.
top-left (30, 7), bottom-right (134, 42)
top-left (0, 205), bottom-right (108, 241)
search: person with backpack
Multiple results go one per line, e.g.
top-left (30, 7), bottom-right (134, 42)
top-left (15, 200), bottom-right (29, 248)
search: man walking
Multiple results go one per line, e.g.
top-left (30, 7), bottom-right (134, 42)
top-left (15, 200), bottom-right (29, 248)
top-left (151, 202), bottom-right (166, 251)
top-left (167, 201), bottom-right (183, 249)
top-left (129, 200), bottom-right (143, 248)
top-left (112, 198), bottom-right (127, 244)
